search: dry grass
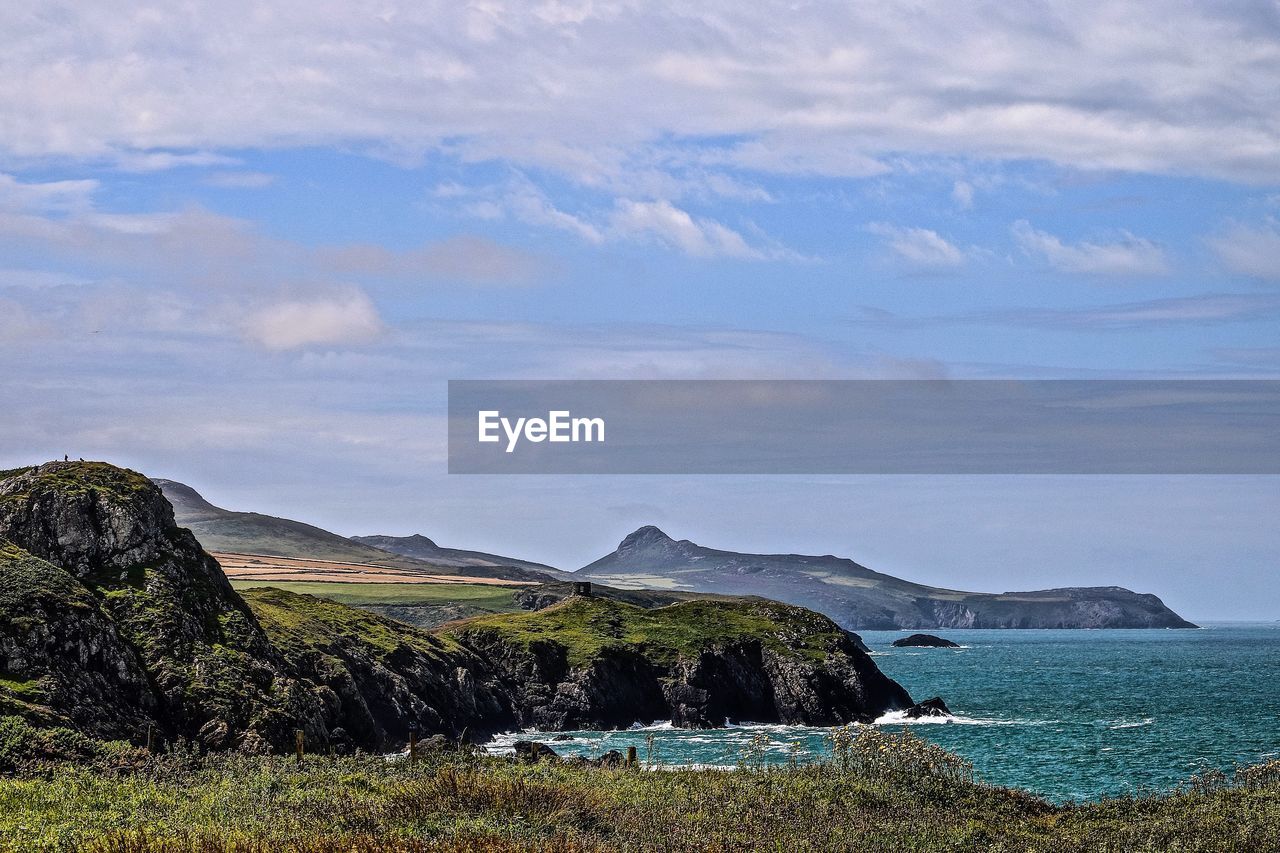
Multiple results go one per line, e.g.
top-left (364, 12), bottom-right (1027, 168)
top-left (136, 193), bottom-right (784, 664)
top-left (3, 730), bottom-right (1278, 852)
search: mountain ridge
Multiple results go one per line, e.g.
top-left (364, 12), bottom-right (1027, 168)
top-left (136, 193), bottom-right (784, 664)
top-left (580, 526), bottom-right (1197, 630)
top-left (153, 478), bottom-right (561, 582)
top-left (353, 533), bottom-right (571, 580)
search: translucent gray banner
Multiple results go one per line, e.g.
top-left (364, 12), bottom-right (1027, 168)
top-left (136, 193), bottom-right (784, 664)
top-left (447, 380), bottom-right (1280, 474)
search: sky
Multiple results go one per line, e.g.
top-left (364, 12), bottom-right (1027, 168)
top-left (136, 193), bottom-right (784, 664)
top-left (1, 1), bottom-right (1278, 619)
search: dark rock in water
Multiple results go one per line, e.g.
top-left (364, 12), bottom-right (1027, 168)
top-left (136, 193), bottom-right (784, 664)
top-left (552, 734), bottom-right (576, 741)
top-left (513, 740), bottom-right (558, 761)
top-left (892, 634), bottom-right (960, 648)
top-left (903, 697), bottom-right (952, 719)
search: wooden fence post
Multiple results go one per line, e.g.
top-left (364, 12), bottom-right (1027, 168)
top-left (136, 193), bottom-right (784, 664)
top-left (295, 729), bottom-right (304, 766)
top-left (409, 724), bottom-right (418, 766)
top-left (145, 723), bottom-right (154, 753)
top-left (626, 745), bottom-right (638, 768)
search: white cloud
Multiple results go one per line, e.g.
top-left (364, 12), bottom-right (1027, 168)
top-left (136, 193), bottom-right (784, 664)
top-left (951, 180), bottom-right (975, 210)
top-left (1, 3), bottom-right (1278, 183)
top-left (451, 178), bottom-right (795, 259)
top-left (609, 199), bottom-right (762, 259)
top-left (111, 150), bottom-right (239, 173)
top-left (504, 182), bottom-right (604, 244)
top-left (242, 291), bottom-right (384, 351)
top-left (1208, 220), bottom-right (1280, 280)
top-left (867, 223), bottom-right (968, 270)
top-left (1012, 220), bottom-right (1169, 276)
top-left (0, 173), bottom-right (98, 212)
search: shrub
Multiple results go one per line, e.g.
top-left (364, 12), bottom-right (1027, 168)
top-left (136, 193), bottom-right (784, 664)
top-left (0, 715), bottom-right (97, 772)
top-left (827, 724), bottom-right (975, 790)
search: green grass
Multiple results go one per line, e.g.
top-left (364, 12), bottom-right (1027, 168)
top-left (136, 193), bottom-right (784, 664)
top-left (0, 461), bottom-right (153, 503)
top-left (229, 580), bottom-right (525, 610)
top-left (1, 727), bottom-right (1277, 851)
top-left (0, 678), bottom-right (39, 698)
top-left (240, 587), bottom-right (463, 661)
top-left (0, 539), bottom-right (96, 616)
top-left (450, 596), bottom-right (850, 668)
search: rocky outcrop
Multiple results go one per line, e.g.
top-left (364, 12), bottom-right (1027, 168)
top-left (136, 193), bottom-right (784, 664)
top-left (241, 587), bottom-right (516, 749)
top-left (513, 740), bottom-right (559, 761)
top-left (893, 634), bottom-right (960, 648)
top-left (0, 462), bottom-right (321, 752)
top-left (0, 539), bottom-right (156, 738)
top-left (452, 597), bottom-right (913, 730)
top-left (903, 697), bottom-right (952, 719)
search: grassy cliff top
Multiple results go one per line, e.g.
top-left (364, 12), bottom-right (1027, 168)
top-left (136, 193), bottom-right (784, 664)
top-left (448, 595), bottom-right (849, 667)
top-left (240, 586), bottom-right (462, 662)
top-left (0, 461), bottom-right (155, 503)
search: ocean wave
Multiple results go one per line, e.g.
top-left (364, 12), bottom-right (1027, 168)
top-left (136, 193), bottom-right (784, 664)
top-left (1106, 718), bottom-right (1155, 730)
top-left (874, 710), bottom-right (1042, 727)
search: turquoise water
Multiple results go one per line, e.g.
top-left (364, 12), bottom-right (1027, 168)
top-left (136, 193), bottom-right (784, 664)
top-left (484, 623), bottom-right (1280, 802)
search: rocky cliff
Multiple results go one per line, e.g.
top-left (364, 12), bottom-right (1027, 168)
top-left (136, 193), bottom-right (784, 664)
top-left (0, 462), bottom-right (919, 754)
top-left (0, 538), bottom-right (155, 739)
top-left (0, 462), bottom-right (322, 752)
top-left (449, 597), bottom-right (910, 730)
top-left (241, 587), bottom-right (517, 748)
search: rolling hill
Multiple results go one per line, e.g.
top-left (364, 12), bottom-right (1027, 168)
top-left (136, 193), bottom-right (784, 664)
top-left (579, 526), bottom-right (1197, 630)
top-left (353, 533), bottom-right (571, 580)
top-left (152, 479), bottom-right (561, 582)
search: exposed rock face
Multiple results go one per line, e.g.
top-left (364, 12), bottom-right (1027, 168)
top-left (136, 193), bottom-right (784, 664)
top-left (241, 587), bottom-right (516, 749)
top-left (0, 463), bottom-right (319, 751)
top-left (580, 526), bottom-right (1198, 630)
top-left (0, 464), bottom-right (176, 580)
top-left (452, 598), bottom-right (913, 730)
top-left (0, 539), bottom-right (156, 738)
top-left (893, 634), bottom-right (960, 648)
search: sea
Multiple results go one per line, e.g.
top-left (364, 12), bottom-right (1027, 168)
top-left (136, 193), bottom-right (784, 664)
top-left (484, 623), bottom-right (1280, 802)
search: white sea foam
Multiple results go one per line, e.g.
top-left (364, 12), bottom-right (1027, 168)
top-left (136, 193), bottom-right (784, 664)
top-left (629, 720), bottom-right (676, 731)
top-left (873, 710), bottom-right (1038, 727)
top-left (1107, 718), bottom-right (1155, 730)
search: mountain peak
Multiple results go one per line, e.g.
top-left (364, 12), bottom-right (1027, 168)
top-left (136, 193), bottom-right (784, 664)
top-left (618, 525), bottom-right (676, 551)
top-left (400, 533), bottom-right (440, 549)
